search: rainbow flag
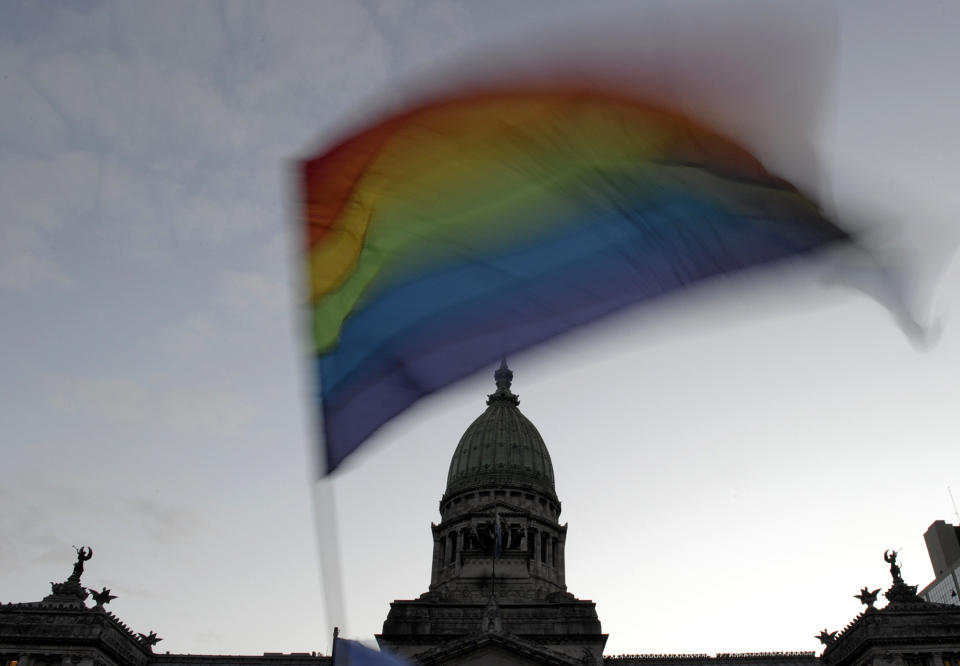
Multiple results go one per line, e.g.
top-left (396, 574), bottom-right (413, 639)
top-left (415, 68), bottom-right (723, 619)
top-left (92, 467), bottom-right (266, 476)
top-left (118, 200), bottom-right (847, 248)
top-left (302, 88), bottom-right (850, 474)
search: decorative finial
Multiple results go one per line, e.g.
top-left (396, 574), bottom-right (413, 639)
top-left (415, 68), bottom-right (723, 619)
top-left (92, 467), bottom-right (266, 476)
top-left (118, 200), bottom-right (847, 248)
top-left (816, 629), bottom-right (837, 646)
top-left (88, 586), bottom-right (117, 608)
top-left (138, 631), bottom-right (162, 650)
top-left (854, 587), bottom-right (880, 609)
top-left (884, 549), bottom-right (903, 585)
top-left (482, 594), bottom-right (503, 634)
top-left (494, 359), bottom-right (512, 390)
top-left (487, 360), bottom-right (519, 406)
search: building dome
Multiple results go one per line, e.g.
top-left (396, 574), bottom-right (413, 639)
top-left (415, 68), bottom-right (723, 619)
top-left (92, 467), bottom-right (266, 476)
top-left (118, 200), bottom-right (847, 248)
top-left (444, 362), bottom-right (556, 499)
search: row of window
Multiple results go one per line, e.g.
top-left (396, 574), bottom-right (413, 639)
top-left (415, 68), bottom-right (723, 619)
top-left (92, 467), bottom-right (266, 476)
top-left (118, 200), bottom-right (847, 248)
top-left (438, 525), bottom-right (561, 566)
top-left (443, 490), bottom-right (558, 515)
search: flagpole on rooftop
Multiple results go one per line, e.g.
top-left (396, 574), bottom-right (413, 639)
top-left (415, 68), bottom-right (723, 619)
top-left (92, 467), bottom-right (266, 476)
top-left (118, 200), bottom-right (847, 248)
top-left (492, 508), bottom-right (501, 600)
top-left (491, 535), bottom-right (496, 600)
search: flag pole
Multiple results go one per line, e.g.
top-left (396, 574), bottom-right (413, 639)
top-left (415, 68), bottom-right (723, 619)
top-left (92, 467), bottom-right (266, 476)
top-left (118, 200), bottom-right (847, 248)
top-left (313, 480), bottom-right (347, 642)
top-left (491, 538), bottom-right (496, 599)
top-left (491, 509), bottom-right (500, 600)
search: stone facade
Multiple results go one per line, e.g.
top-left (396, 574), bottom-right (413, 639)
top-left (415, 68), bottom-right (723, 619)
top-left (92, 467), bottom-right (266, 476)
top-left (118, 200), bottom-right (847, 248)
top-left (377, 362), bottom-right (607, 665)
top-left (820, 575), bottom-right (960, 666)
top-left (0, 560), bottom-right (329, 666)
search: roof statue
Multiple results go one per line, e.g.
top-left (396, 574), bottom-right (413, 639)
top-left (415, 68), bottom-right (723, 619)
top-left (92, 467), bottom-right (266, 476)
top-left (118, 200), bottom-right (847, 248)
top-left (882, 549), bottom-right (923, 604)
top-left (45, 545), bottom-right (93, 603)
top-left (815, 630), bottom-right (837, 646)
top-left (138, 631), bottom-right (162, 650)
top-left (883, 549), bottom-right (903, 585)
top-left (853, 586), bottom-right (880, 609)
top-left (69, 545), bottom-right (93, 582)
top-left (88, 585), bottom-right (118, 608)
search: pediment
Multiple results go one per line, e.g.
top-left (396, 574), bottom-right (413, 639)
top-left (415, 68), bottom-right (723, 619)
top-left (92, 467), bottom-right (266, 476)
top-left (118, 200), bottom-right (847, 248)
top-left (413, 631), bottom-right (581, 666)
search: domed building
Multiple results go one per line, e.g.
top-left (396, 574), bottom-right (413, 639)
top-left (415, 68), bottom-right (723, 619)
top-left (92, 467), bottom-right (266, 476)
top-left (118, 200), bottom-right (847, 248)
top-left (376, 361), bottom-right (607, 665)
top-left (3, 363), bottom-right (960, 666)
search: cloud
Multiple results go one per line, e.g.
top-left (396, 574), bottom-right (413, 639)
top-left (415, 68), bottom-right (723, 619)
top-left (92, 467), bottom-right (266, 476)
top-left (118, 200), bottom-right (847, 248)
top-left (0, 70), bottom-right (69, 157)
top-left (0, 480), bottom-right (204, 582)
top-left (0, 1), bottom-right (390, 275)
top-left (153, 314), bottom-right (218, 358)
top-left (118, 497), bottom-right (205, 544)
top-left (51, 375), bottom-right (151, 423)
top-left (216, 268), bottom-right (289, 316)
top-left (48, 373), bottom-right (259, 439)
top-left (0, 150), bottom-right (102, 290)
top-left (0, 249), bottom-right (72, 290)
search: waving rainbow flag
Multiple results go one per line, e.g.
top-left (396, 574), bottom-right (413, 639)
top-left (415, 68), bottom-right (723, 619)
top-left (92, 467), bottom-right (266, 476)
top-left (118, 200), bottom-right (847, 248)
top-left (302, 88), bottom-right (850, 474)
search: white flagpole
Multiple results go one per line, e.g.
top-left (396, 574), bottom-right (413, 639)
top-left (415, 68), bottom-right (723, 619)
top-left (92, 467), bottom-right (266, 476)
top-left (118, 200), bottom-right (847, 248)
top-left (313, 478), bottom-right (347, 653)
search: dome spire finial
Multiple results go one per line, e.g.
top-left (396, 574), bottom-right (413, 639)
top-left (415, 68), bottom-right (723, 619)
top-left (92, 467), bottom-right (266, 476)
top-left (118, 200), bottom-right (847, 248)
top-left (488, 359), bottom-right (519, 405)
top-left (495, 358), bottom-right (512, 390)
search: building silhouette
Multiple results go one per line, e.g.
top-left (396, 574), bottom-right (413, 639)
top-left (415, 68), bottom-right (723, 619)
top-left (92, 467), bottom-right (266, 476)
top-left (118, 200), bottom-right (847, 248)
top-left (377, 360), bottom-right (606, 663)
top-left (3, 364), bottom-right (960, 665)
top-left (920, 521), bottom-right (960, 607)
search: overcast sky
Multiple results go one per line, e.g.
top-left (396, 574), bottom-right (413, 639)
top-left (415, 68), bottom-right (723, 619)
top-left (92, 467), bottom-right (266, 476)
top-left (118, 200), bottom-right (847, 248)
top-left (2, 0), bottom-right (959, 659)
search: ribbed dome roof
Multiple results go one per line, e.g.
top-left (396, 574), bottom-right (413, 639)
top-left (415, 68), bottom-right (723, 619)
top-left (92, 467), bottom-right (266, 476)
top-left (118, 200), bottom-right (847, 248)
top-left (445, 362), bottom-right (556, 497)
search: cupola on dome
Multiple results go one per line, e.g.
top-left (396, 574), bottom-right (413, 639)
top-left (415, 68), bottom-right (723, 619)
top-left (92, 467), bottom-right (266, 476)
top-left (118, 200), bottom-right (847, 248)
top-left (444, 361), bottom-right (556, 499)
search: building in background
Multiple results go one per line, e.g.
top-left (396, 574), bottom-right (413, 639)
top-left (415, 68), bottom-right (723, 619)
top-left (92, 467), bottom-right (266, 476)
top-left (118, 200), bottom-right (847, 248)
top-left (376, 361), bottom-right (607, 664)
top-left (4, 366), bottom-right (960, 665)
top-left (920, 521), bottom-right (960, 607)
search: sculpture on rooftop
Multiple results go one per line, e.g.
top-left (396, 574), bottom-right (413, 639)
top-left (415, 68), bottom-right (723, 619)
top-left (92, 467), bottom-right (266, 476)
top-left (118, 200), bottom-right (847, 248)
top-left (816, 629), bottom-right (837, 646)
top-left (854, 586), bottom-right (880, 609)
top-left (884, 549), bottom-right (903, 585)
top-left (69, 546), bottom-right (93, 582)
top-left (45, 546), bottom-right (93, 602)
top-left (883, 548), bottom-right (923, 604)
top-left (138, 631), bottom-right (162, 650)
top-left (88, 586), bottom-right (117, 608)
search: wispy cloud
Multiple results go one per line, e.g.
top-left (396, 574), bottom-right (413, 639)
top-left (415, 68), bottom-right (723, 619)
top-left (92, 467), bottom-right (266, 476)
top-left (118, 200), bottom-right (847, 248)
top-left (217, 268), bottom-right (289, 316)
top-left (0, 150), bottom-right (102, 290)
top-left (0, 1), bottom-right (394, 292)
top-left (47, 372), bottom-right (259, 438)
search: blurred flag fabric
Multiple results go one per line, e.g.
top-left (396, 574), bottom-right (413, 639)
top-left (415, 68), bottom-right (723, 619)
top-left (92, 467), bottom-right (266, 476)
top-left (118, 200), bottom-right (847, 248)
top-left (300, 87), bottom-right (854, 475)
top-left (333, 637), bottom-right (412, 666)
